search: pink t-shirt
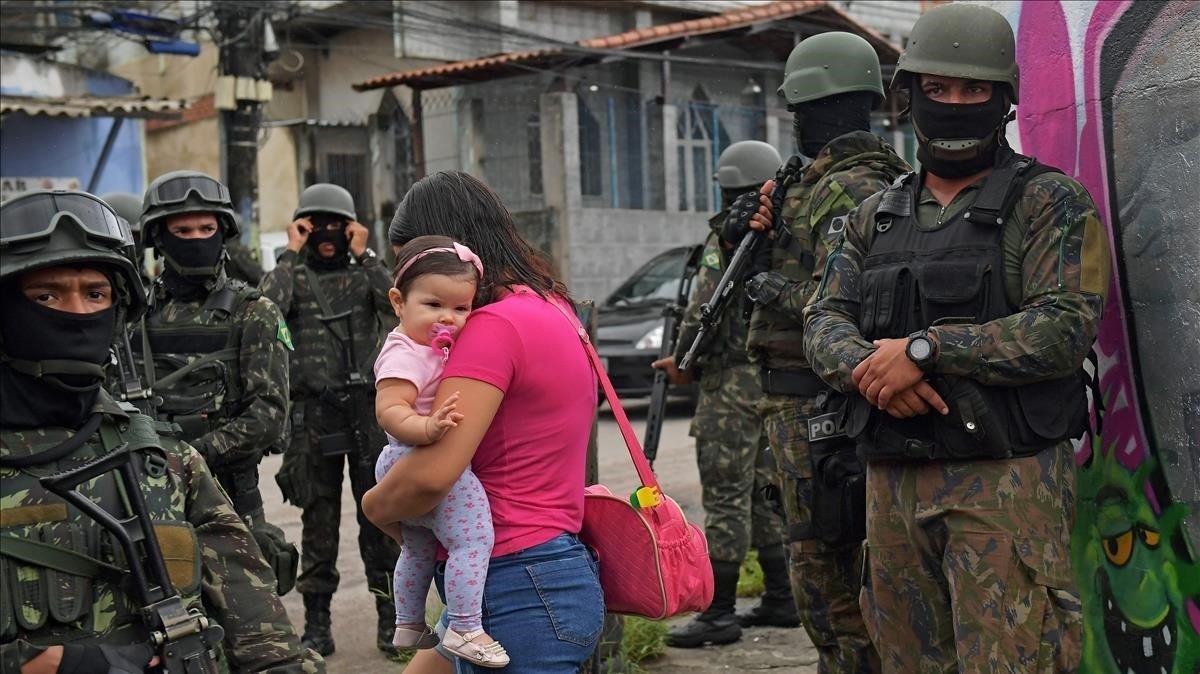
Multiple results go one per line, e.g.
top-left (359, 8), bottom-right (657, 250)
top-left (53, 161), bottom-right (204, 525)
top-left (443, 288), bottom-right (596, 557)
top-left (374, 329), bottom-right (445, 416)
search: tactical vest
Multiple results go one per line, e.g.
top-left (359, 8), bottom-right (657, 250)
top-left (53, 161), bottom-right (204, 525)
top-left (748, 150), bottom-right (909, 371)
top-left (287, 263), bottom-right (379, 398)
top-left (846, 153), bottom-right (1090, 461)
top-left (133, 279), bottom-right (265, 514)
top-left (0, 408), bottom-right (202, 649)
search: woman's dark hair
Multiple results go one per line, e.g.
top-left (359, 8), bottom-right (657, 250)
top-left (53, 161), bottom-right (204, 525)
top-left (392, 235), bottom-right (479, 296)
top-left (389, 171), bottom-right (569, 304)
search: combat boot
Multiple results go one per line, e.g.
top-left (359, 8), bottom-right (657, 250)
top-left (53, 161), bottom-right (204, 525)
top-left (300, 593), bottom-right (335, 656)
top-left (738, 545), bottom-right (800, 628)
top-left (376, 592), bottom-right (402, 660)
top-left (666, 560), bottom-right (742, 648)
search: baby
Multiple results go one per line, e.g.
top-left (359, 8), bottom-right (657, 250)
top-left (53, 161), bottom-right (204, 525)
top-left (373, 235), bottom-right (507, 668)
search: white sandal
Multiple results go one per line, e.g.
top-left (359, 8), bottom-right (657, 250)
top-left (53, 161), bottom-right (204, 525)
top-left (392, 624), bottom-right (440, 650)
top-left (441, 627), bottom-right (510, 668)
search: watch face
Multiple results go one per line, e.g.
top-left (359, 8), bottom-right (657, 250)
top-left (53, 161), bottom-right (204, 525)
top-left (908, 337), bottom-right (932, 361)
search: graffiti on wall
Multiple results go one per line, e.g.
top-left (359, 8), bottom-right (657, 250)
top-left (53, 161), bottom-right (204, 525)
top-left (1004, 1), bottom-right (1200, 672)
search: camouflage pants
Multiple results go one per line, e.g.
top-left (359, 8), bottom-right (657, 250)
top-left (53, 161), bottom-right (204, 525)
top-left (861, 443), bottom-right (1081, 674)
top-left (293, 396), bottom-right (399, 616)
top-left (692, 362), bottom-right (785, 563)
top-left (760, 392), bottom-right (879, 674)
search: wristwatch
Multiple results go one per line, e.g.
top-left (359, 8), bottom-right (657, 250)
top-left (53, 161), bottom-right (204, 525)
top-left (906, 330), bottom-right (937, 372)
top-left (355, 248), bottom-right (377, 265)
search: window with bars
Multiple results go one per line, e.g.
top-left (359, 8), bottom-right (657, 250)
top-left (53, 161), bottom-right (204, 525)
top-left (578, 95), bottom-right (603, 196)
top-left (322, 153), bottom-right (367, 221)
top-left (528, 112), bottom-right (543, 195)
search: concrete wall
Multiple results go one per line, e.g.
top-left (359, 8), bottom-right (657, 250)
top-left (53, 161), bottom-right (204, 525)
top-left (979, 2), bottom-right (1200, 672)
top-left (569, 208), bottom-right (708, 303)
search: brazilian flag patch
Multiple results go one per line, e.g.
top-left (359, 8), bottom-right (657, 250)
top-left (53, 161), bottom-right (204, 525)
top-left (702, 248), bottom-right (721, 270)
top-left (277, 318), bottom-right (295, 351)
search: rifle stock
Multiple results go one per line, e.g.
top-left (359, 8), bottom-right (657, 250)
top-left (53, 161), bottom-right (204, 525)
top-left (643, 245), bottom-right (703, 463)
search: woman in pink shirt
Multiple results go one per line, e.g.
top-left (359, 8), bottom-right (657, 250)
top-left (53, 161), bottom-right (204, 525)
top-left (364, 171), bottom-right (602, 673)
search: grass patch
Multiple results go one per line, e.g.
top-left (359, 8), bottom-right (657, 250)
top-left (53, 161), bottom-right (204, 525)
top-left (737, 548), bottom-right (764, 597)
top-left (607, 616), bottom-right (668, 673)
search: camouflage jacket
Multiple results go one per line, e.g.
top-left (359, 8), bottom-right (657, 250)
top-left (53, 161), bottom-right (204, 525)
top-left (0, 390), bottom-right (323, 672)
top-left (803, 166), bottom-right (1111, 392)
top-left (135, 272), bottom-right (292, 468)
top-left (259, 250), bottom-right (393, 398)
top-left (747, 131), bottom-right (911, 371)
top-left (672, 210), bottom-right (754, 369)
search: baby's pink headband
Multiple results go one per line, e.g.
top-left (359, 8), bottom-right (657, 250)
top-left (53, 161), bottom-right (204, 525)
top-left (396, 242), bottom-right (484, 283)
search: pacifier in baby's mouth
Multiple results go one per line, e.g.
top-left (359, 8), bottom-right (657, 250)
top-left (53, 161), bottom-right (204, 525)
top-left (430, 324), bottom-right (457, 362)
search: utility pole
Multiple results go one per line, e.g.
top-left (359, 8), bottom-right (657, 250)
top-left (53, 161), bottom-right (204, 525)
top-left (214, 3), bottom-right (271, 256)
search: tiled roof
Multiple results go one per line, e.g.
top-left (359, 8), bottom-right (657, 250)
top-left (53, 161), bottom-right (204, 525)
top-left (0, 94), bottom-right (190, 119)
top-left (353, 0), bottom-right (900, 92)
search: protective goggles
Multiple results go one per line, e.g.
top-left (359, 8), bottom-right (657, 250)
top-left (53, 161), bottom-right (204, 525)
top-left (1, 191), bottom-right (131, 248)
top-left (146, 174), bottom-right (230, 208)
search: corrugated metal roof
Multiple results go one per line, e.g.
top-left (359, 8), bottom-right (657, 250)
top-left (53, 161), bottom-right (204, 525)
top-left (0, 95), bottom-right (189, 119)
top-left (353, 0), bottom-right (900, 92)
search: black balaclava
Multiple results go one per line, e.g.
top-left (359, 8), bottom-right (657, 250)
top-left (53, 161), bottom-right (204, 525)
top-left (791, 91), bottom-right (875, 158)
top-left (305, 215), bottom-right (350, 271)
top-left (158, 228), bottom-right (224, 299)
top-left (910, 85), bottom-right (1010, 178)
top-left (0, 282), bottom-right (116, 429)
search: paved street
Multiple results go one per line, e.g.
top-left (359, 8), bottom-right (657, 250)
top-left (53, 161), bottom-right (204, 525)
top-left (263, 399), bottom-right (817, 673)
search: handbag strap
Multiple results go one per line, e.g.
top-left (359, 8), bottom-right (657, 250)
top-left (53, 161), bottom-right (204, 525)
top-left (548, 297), bottom-right (660, 492)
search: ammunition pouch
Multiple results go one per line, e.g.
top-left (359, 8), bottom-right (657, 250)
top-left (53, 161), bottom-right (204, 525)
top-left (317, 432), bottom-right (352, 457)
top-left (249, 519), bottom-right (299, 596)
top-left (807, 394), bottom-right (865, 547)
top-left (761, 368), bottom-right (826, 397)
top-left (275, 401), bottom-right (316, 508)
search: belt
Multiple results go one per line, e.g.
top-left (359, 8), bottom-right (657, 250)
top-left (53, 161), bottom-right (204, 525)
top-left (760, 368), bottom-right (827, 397)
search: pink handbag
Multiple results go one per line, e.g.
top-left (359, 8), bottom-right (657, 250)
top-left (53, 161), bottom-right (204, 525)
top-left (554, 302), bottom-right (714, 619)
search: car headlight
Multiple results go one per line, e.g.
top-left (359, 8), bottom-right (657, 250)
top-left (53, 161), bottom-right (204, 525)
top-left (636, 325), bottom-right (663, 350)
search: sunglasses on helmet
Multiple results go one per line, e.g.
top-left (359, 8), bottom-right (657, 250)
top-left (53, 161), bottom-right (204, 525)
top-left (146, 175), bottom-right (230, 208)
top-left (1, 192), bottom-right (131, 248)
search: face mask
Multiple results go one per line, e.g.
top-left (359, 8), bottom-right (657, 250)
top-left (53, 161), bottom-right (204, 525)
top-left (305, 217), bottom-right (350, 270)
top-left (158, 228), bottom-right (223, 279)
top-left (910, 87), bottom-right (1010, 178)
top-left (791, 91), bottom-right (874, 158)
top-left (0, 287), bottom-right (116, 428)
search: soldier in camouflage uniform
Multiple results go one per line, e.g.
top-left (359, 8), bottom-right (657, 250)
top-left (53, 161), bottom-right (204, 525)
top-left (100, 191), bottom-right (151, 288)
top-left (130, 170), bottom-right (299, 598)
top-left (801, 6), bottom-right (1110, 672)
top-left (0, 190), bottom-right (322, 673)
top-left (260, 183), bottom-right (400, 659)
top-left (725, 32), bottom-right (910, 674)
top-left (225, 238), bottom-right (265, 285)
top-left (654, 141), bottom-right (795, 648)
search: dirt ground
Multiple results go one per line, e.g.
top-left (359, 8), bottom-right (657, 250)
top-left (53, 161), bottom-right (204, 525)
top-left (262, 401), bottom-right (818, 673)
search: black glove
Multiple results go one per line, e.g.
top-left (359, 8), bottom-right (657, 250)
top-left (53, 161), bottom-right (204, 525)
top-left (59, 642), bottom-right (154, 674)
top-left (745, 271), bottom-right (789, 306)
top-left (721, 191), bottom-right (760, 245)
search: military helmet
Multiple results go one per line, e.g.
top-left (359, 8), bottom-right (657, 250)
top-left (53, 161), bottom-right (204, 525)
top-left (891, 3), bottom-right (1020, 102)
top-left (293, 183), bottom-right (356, 221)
top-left (715, 141), bottom-right (782, 189)
top-left (140, 170), bottom-right (239, 244)
top-left (1, 190), bottom-right (146, 320)
top-left (100, 191), bottom-right (144, 236)
top-left (778, 32), bottom-right (885, 107)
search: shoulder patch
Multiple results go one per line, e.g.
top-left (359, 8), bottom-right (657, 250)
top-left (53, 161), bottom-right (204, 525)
top-left (702, 248), bottom-right (722, 270)
top-left (277, 318), bottom-right (295, 351)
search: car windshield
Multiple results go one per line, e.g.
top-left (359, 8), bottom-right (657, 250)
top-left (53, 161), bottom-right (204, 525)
top-left (606, 248), bottom-right (689, 307)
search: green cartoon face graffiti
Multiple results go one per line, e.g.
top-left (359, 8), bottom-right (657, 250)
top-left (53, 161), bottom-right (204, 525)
top-left (1074, 449), bottom-right (1200, 674)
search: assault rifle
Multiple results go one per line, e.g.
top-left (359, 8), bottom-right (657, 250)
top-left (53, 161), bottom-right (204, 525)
top-left (679, 156), bottom-right (803, 371)
top-left (41, 445), bottom-right (224, 674)
top-left (642, 245), bottom-right (703, 464)
top-left (317, 309), bottom-right (370, 456)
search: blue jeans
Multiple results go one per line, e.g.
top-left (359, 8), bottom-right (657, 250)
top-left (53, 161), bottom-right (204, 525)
top-left (434, 533), bottom-right (604, 673)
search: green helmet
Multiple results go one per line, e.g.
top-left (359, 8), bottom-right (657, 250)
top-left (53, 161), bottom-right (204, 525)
top-left (891, 3), bottom-right (1020, 103)
top-left (293, 183), bottom-right (356, 221)
top-left (778, 32), bottom-right (884, 107)
top-left (1, 190), bottom-right (146, 320)
top-left (140, 170), bottom-right (239, 244)
top-left (715, 141), bottom-right (782, 189)
top-left (100, 191), bottom-right (144, 238)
